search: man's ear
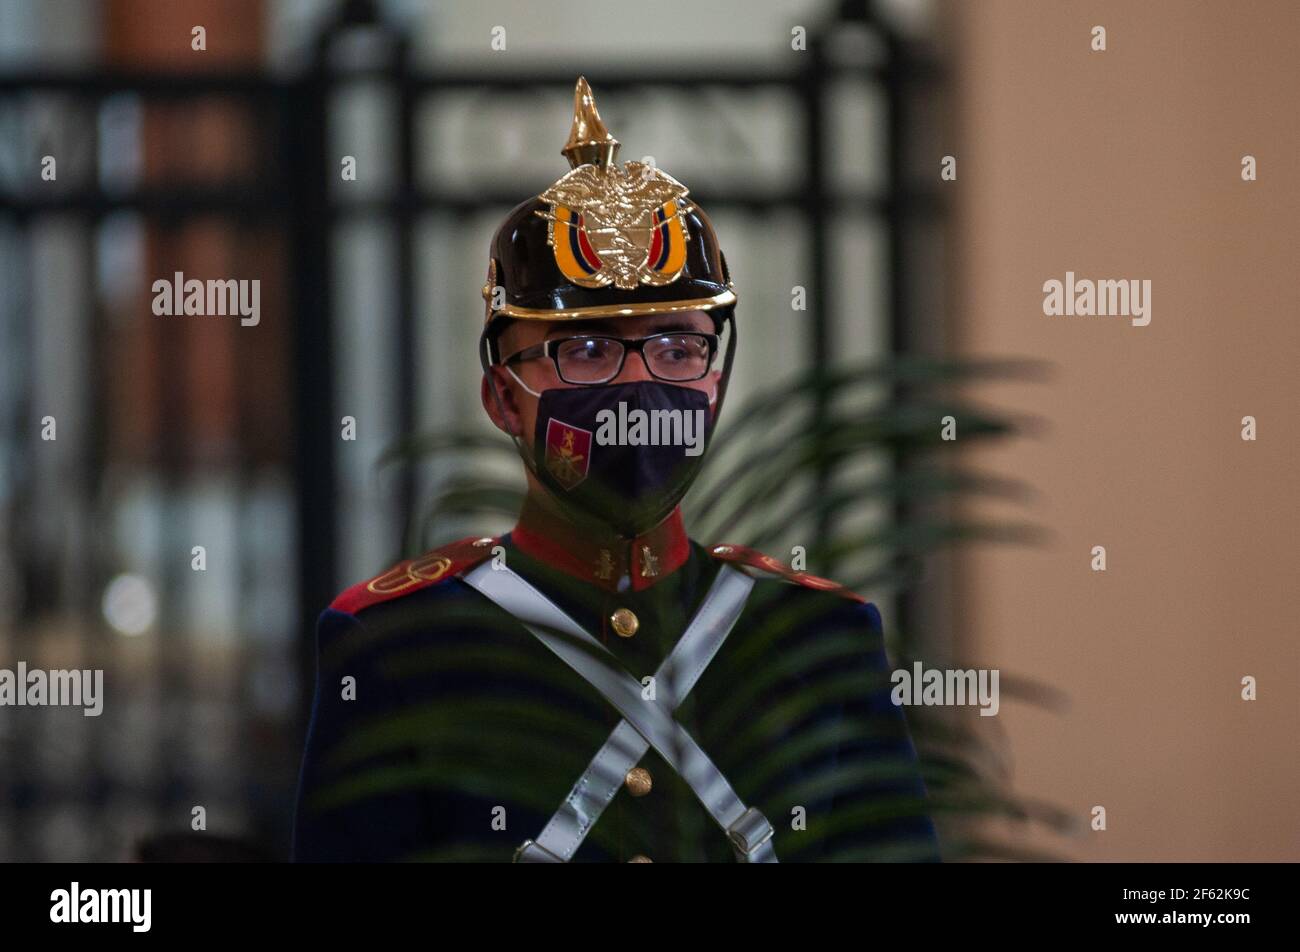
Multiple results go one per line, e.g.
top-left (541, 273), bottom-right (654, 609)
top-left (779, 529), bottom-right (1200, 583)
top-left (481, 367), bottom-right (524, 436)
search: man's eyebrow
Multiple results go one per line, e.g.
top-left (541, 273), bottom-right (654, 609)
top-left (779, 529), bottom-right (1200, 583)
top-left (544, 316), bottom-right (709, 337)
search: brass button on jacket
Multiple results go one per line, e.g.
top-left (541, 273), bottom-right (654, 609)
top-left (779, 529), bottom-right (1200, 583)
top-left (624, 766), bottom-right (652, 797)
top-left (610, 607), bottom-right (639, 638)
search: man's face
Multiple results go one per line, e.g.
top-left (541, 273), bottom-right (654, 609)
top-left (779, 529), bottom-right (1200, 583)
top-left (481, 309), bottom-right (723, 445)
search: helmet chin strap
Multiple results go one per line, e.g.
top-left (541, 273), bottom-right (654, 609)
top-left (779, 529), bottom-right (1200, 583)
top-left (480, 327), bottom-right (540, 481)
top-left (708, 307), bottom-right (737, 421)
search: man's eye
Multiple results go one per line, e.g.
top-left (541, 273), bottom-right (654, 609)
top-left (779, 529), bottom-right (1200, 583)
top-left (562, 340), bottom-right (614, 361)
top-left (651, 336), bottom-right (704, 360)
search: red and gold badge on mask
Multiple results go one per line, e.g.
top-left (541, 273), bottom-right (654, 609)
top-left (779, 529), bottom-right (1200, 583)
top-left (544, 418), bottom-right (593, 489)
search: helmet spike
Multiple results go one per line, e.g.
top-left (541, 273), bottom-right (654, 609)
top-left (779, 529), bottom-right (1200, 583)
top-left (562, 76), bottom-right (620, 170)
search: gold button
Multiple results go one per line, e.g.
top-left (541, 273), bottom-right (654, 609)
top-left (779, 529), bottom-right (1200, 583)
top-left (610, 607), bottom-right (639, 638)
top-left (624, 767), bottom-right (652, 797)
top-left (627, 854), bottom-right (653, 863)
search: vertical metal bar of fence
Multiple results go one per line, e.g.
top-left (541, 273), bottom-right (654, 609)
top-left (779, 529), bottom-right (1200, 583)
top-left (8, 201), bottom-right (36, 861)
top-left (153, 209), bottom-right (192, 822)
top-left (802, 35), bottom-right (834, 573)
top-left (287, 44), bottom-right (336, 748)
top-left (882, 23), bottom-right (917, 644)
top-left (394, 35), bottom-right (418, 556)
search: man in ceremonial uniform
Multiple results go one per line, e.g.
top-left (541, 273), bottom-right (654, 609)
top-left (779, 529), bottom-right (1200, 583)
top-left (292, 78), bottom-right (940, 863)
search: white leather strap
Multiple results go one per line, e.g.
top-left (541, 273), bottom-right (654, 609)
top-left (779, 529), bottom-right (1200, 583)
top-left (462, 561), bottom-right (777, 863)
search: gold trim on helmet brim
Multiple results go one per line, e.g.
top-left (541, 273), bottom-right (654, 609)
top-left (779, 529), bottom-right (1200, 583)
top-left (483, 288), bottom-right (736, 322)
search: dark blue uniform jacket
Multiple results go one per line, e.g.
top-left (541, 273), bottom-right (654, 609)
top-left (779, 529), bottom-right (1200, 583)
top-left (292, 508), bottom-right (940, 863)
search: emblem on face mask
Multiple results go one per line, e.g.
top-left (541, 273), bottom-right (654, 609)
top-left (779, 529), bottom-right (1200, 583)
top-left (536, 162), bottom-right (691, 291)
top-left (544, 418), bottom-right (593, 490)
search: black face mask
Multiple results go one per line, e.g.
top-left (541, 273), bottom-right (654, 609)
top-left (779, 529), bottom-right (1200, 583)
top-left (529, 380), bottom-right (713, 536)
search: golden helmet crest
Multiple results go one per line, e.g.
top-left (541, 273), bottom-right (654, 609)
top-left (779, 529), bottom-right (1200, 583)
top-left (482, 77), bottom-right (736, 323)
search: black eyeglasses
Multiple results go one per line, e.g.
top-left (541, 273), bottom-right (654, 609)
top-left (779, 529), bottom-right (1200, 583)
top-left (503, 332), bottom-right (719, 385)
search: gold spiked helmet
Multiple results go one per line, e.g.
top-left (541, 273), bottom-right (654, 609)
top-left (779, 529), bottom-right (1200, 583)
top-left (477, 78), bottom-right (741, 536)
top-left (480, 77), bottom-right (737, 326)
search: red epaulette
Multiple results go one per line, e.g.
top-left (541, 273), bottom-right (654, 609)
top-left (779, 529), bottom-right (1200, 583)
top-left (330, 535), bottom-right (500, 616)
top-left (706, 543), bottom-right (866, 603)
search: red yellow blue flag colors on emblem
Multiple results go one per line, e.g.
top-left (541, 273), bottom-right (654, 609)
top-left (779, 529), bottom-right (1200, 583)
top-left (549, 198), bottom-right (690, 288)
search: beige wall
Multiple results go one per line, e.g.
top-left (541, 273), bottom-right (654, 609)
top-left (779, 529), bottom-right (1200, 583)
top-left (948, 0), bottom-right (1300, 860)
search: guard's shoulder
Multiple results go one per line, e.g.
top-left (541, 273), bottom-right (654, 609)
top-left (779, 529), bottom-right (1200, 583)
top-left (329, 535), bottom-right (500, 616)
top-left (706, 543), bottom-right (866, 603)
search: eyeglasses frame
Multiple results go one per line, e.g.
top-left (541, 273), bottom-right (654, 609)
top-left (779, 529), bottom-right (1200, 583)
top-left (501, 331), bottom-right (720, 385)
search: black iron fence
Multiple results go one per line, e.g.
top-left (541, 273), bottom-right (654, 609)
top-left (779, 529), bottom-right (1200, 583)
top-left (0, 0), bottom-right (943, 860)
